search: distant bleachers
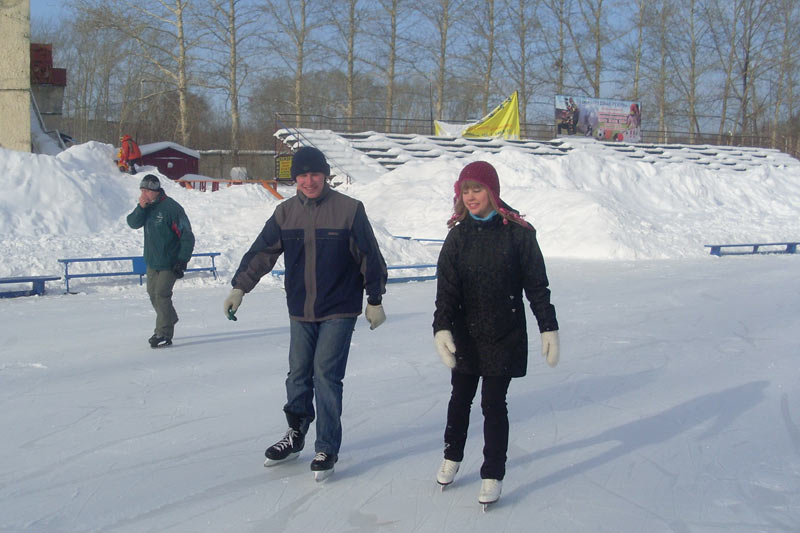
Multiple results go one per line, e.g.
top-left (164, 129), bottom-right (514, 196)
top-left (274, 128), bottom-right (799, 182)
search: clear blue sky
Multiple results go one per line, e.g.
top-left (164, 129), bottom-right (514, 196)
top-left (30, 0), bottom-right (67, 23)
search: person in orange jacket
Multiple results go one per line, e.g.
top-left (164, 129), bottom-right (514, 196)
top-left (119, 134), bottom-right (142, 174)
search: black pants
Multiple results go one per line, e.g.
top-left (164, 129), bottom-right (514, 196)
top-left (443, 371), bottom-right (512, 480)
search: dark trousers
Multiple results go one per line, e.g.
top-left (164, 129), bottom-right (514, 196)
top-left (443, 371), bottom-right (512, 480)
top-left (146, 268), bottom-right (178, 338)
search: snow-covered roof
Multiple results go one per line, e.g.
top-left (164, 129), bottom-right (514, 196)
top-left (140, 142), bottom-right (200, 159)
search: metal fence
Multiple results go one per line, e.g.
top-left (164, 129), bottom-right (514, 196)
top-left (197, 150), bottom-right (277, 180)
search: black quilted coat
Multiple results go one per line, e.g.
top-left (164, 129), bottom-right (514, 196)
top-left (432, 212), bottom-right (558, 377)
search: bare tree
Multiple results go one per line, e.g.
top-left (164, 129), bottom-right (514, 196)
top-left (703, 0), bottom-right (742, 141)
top-left (258, 0), bottom-right (327, 127)
top-left (541, 0), bottom-right (572, 95)
top-left (73, 0), bottom-right (200, 146)
top-left (38, 7), bottom-right (149, 143)
top-left (195, 0), bottom-right (261, 162)
top-left (770, 0), bottom-right (800, 148)
top-left (734, 0), bottom-right (773, 136)
top-left (666, 0), bottom-right (711, 142)
top-left (413, 0), bottom-right (466, 120)
top-left (630, 0), bottom-right (645, 100)
top-left (463, 0), bottom-right (497, 115)
top-left (500, 0), bottom-right (542, 132)
top-left (566, 0), bottom-right (609, 97)
top-left (364, 0), bottom-right (415, 132)
top-left (325, 0), bottom-right (370, 131)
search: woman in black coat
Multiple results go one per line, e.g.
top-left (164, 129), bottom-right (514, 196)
top-left (432, 161), bottom-right (560, 506)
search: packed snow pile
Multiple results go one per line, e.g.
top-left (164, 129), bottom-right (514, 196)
top-left (1, 138), bottom-right (800, 281)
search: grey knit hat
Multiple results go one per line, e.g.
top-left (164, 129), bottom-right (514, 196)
top-left (139, 174), bottom-right (161, 191)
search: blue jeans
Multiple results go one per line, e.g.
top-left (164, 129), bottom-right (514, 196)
top-left (284, 317), bottom-right (356, 455)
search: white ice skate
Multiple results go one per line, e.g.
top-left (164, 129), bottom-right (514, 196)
top-left (436, 459), bottom-right (460, 490)
top-left (478, 479), bottom-right (502, 511)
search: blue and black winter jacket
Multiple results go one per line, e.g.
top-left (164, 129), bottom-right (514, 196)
top-left (232, 184), bottom-right (387, 321)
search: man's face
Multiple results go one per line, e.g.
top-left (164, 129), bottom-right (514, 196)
top-left (295, 172), bottom-right (326, 199)
top-left (140, 188), bottom-right (160, 203)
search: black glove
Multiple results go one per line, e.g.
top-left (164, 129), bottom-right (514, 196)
top-left (173, 261), bottom-right (187, 278)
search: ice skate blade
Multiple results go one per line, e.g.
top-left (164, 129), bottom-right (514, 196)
top-left (263, 451), bottom-right (300, 467)
top-left (437, 481), bottom-right (452, 491)
top-left (480, 498), bottom-right (499, 511)
top-left (314, 468), bottom-right (334, 482)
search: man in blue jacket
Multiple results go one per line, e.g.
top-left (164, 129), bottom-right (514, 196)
top-left (224, 146), bottom-right (387, 480)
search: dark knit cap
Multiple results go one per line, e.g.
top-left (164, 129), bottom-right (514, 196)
top-left (139, 174), bottom-right (161, 191)
top-left (290, 146), bottom-right (330, 179)
top-left (453, 161), bottom-right (502, 207)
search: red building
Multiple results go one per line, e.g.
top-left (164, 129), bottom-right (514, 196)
top-left (139, 142), bottom-right (200, 181)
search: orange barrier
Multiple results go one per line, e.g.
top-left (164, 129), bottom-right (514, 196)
top-left (179, 179), bottom-right (283, 199)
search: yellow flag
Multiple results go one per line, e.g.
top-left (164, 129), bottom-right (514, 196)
top-left (463, 91), bottom-right (520, 139)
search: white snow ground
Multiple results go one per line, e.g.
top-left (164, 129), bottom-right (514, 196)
top-left (1, 140), bottom-right (799, 531)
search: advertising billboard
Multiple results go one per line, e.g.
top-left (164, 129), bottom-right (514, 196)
top-left (555, 95), bottom-right (641, 142)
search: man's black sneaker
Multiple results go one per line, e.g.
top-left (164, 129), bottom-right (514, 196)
top-left (149, 335), bottom-right (172, 348)
top-left (310, 452), bottom-right (338, 471)
top-left (264, 428), bottom-right (305, 464)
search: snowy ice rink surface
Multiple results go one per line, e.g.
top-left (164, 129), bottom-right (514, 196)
top-left (2, 257), bottom-right (799, 532)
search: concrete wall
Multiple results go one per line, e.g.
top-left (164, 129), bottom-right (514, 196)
top-left (0, 0), bottom-right (31, 152)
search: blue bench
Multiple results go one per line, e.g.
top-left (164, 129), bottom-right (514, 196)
top-left (393, 236), bottom-right (445, 244)
top-left (0, 275), bottom-right (61, 298)
top-left (386, 264), bottom-right (437, 283)
top-left (58, 252), bottom-right (221, 293)
top-left (270, 263), bottom-right (438, 284)
top-left (705, 242), bottom-right (799, 256)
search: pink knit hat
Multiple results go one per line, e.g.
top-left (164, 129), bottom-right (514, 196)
top-left (453, 161), bottom-right (502, 207)
top-left (449, 161), bottom-right (529, 228)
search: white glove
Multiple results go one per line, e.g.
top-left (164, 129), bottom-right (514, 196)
top-left (223, 288), bottom-right (244, 319)
top-left (541, 330), bottom-right (560, 368)
top-left (365, 303), bottom-right (386, 330)
top-left (434, 330), bottom-right (456, 369)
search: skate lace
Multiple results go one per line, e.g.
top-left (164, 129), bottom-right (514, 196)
top-left (440, 462), bottom-right (456, 474)
top-left (273, 429), bottom-right (299, 452)
top-left (313, 452), bottom-right (329, 462)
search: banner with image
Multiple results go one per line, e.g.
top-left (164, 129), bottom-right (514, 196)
top-left (555, 95), bottom-right (641, 142)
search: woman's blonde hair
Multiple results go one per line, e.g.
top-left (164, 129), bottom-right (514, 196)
top-left (447, 180), bottom-right (531, 230)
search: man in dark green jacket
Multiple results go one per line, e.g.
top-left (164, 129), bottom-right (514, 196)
top-left (127, 174), bottom-right (195, 348)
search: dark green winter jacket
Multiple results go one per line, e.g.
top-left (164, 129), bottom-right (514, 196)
top-left (126, 192), bottom-right (195, 270)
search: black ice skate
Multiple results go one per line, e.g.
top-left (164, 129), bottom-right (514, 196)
top-left (149, 335), bottom-right (172, 348)
top-left (310, 452), bottom-right (338, 482)
top-left (263, 428), bottom-right (304, 467)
